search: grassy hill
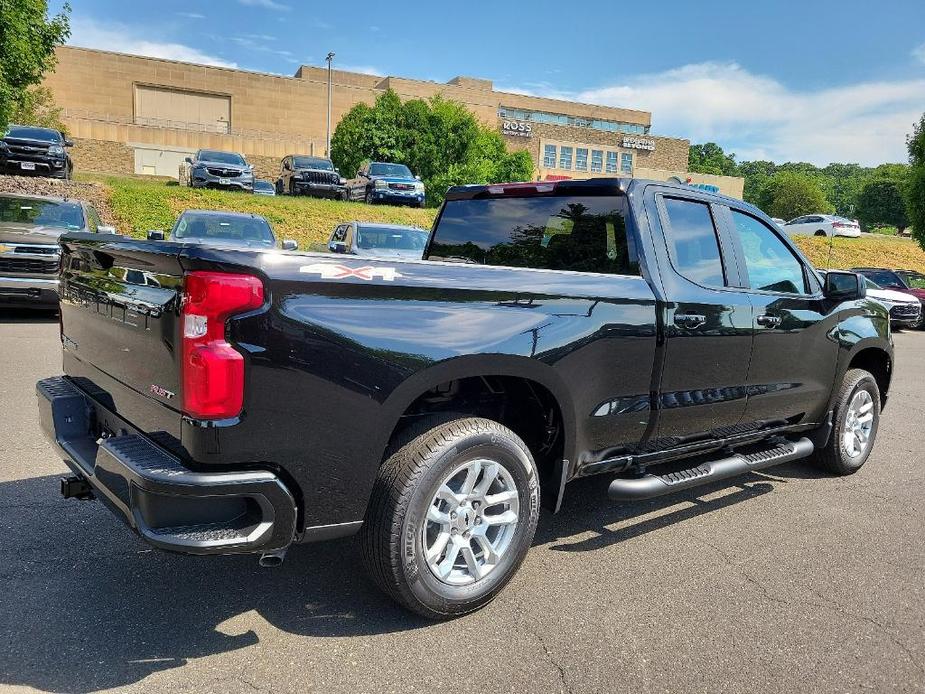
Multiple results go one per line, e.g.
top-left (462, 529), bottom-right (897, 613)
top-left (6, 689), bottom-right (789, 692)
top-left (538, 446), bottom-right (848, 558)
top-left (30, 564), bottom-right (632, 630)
top-left (84, 174), bottom-right (437, 251)
top-left (79, 174), bottom-right (925, 271)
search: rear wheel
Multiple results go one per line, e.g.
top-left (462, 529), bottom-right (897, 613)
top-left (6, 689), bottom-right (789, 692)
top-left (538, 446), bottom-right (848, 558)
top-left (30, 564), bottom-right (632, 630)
top-left (815, 230), bottom-right (827, 237)
top-left (361, 417), bottom-right (540, 619)
top-left (810, 368), bottom-right (880, 475)
top-left (365, 188), bottom-right (375, 205)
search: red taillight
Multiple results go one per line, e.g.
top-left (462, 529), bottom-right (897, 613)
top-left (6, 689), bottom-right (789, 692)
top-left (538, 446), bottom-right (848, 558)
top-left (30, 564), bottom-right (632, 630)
top-left (180, 271), bottom-right (264, 419)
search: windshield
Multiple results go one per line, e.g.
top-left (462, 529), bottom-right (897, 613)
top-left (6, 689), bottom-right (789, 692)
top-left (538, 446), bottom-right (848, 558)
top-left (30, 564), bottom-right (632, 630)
top-left (173, 213), bottom-right (275, 245)
top-left (860, 270), bottom-right (907, 289)
top-left (356, 226), bottom-right (428, 251)
top-left (293, 157), bottom-right (333, 170)
top-left (0, 197), bottom-right (84, 229)
top-left (369, 163), bottom-right (413, 178)
top-left (5, 126), bottom-right (61, 142)
top-left (198, 150), bottom-right (246, 165)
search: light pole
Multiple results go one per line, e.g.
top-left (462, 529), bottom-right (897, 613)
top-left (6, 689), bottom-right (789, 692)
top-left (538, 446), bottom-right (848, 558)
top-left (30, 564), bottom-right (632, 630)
top-left (325, 51), bottom-right (335, 157)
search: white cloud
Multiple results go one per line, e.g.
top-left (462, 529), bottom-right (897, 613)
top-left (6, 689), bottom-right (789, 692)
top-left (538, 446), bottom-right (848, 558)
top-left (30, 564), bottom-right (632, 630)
top-left (69, 18), bottom-right (237, 68)
top-left (176, 12), bottom-right (205, 19)
top-left (502, 62), bottom-right (925, 166)
top-left (914, 43), bottom-right (925, 65)
top-left (338, 64), bottom-right (383, 76)
top-left (238, 0), bottom-right (290, 10)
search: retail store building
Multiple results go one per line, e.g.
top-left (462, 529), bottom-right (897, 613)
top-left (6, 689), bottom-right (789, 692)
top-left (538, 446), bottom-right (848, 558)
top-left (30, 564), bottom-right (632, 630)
top-left (42, 46), bottom-right (743, 197)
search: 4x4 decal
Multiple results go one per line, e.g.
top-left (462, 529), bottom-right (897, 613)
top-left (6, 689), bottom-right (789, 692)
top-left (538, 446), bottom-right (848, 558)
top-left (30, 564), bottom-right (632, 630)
top-left (299, 263), bottom-right (403, 281)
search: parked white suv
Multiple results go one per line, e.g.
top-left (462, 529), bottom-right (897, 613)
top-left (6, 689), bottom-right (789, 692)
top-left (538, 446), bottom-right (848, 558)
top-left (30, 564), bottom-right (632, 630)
top-left (783, 215), bottom-right (861, 238)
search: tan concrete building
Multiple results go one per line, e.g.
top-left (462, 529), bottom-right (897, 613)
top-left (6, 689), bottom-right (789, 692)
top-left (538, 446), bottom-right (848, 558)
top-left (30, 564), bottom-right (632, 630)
top-left (42, 46), bottom-right (743, 197)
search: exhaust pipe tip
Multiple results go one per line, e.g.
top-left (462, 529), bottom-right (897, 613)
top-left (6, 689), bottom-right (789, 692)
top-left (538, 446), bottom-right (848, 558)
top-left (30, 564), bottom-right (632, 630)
top-left (258, 549), bottom-right (287, 568)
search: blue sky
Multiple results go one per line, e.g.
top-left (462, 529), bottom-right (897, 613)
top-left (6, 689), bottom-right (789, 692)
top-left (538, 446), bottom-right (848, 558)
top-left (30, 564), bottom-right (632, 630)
top-left (54, 0), bottom-right (925, 166)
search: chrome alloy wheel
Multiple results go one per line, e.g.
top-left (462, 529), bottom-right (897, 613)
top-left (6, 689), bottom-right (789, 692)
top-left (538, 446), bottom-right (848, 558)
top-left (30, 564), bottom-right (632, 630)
top-left (422, 458), bottom-right (520, 586)
top-left (843, 389), bottom-right (875, 458)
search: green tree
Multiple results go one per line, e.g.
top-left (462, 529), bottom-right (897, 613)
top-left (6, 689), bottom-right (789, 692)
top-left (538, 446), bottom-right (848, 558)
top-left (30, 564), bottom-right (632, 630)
top-left (856, 179), bottom-right (910, 233)
top-left (688, 142), bottom-right (738, 176)
top-left (0, 0), bottom-right (70, 132)
top-left (331, 89), bottom-right (532, 207)
top-left (756, 171), bottom-right (833, 220)
top-left (8, 85), bottom-right (65, 131)
top-left (907, 114), bottom-right (925, 250)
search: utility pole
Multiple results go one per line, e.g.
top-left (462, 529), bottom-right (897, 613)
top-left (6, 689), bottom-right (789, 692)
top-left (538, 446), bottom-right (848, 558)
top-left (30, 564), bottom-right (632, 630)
top-left (326, 51), bottom-right (335, 157)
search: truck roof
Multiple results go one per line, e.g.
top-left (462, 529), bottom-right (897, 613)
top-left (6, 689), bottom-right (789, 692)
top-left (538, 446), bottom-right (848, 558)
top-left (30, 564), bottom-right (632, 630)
top-left (444, 177), bottom-right (740, 204)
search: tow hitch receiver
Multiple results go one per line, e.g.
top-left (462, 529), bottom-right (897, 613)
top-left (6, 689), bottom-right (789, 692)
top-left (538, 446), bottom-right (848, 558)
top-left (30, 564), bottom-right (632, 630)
top-left (60, 475), bottom-right (94, 500)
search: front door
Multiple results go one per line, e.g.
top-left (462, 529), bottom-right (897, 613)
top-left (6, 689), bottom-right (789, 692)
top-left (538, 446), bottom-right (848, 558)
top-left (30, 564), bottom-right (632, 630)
top-left (646, 190), bottom-right (754, 445)
top-left (723, 207), bottom-right (839, 428)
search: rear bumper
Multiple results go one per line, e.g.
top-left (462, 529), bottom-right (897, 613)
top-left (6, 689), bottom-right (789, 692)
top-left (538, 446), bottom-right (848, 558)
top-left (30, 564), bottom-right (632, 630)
top-left (36, 376), bottom-right (297, 555)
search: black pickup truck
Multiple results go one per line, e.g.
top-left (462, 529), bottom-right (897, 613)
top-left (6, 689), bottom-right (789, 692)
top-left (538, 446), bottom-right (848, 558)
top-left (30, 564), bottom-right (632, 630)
top-left (36, 178), bottom-right (892, 619)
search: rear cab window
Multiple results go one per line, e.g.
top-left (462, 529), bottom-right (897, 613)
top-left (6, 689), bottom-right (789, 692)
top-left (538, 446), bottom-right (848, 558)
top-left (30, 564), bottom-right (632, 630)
top-left (427, 194), bottom-right (639, 275)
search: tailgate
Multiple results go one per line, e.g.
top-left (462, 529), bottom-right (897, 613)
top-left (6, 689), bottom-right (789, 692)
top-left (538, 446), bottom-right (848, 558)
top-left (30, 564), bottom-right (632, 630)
top-left (58, 233), bottom-right (184, 436)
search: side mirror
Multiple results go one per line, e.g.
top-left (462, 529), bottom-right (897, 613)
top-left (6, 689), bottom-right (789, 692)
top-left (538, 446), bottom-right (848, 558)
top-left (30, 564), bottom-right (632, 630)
top-left (824, 271), bottom-right (866, 301)
top-left (97, 225), bottom-right (117, 234)
top-left (281, 239), bottom-right (298, 251)
top-left (146, 230), bottom-right (166, 241)
top-left (184, 157), bottom-right (192, 164)
top-left (329, 241), bottom-right (348, 253)
top-left (64, 139), bottom-right (74, 147)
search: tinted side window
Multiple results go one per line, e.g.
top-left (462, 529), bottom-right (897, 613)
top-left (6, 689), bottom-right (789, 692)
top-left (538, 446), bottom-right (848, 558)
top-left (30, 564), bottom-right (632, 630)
top-left (662, 198), bottom-right (725, 287)
top-left (428, 195), bottom-right (639, 275)
top-left (332, 225), bottom-right (347, 242)
top-left (732, 210), bottom-right (808, 294)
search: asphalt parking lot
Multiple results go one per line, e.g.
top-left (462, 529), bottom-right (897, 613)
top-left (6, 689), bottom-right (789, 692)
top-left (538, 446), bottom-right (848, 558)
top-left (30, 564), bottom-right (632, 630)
top-left (1, 311), bottom-right (923, 694)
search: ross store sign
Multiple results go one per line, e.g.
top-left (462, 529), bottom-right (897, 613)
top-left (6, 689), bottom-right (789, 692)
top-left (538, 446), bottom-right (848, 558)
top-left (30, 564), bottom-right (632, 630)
top-left (622, 136), bottom-right (656, 151)
top-left (501, 119), bottom-right (533, 137)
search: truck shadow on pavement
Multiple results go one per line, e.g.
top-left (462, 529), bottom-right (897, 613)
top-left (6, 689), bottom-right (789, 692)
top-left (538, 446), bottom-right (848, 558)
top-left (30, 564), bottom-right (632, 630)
top-left (0, 466), bottom-right (813, 692)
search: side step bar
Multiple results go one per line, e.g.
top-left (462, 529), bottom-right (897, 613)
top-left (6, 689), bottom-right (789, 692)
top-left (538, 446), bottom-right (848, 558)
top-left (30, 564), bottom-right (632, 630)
top-left (608, 437), bottom-right (814, 501)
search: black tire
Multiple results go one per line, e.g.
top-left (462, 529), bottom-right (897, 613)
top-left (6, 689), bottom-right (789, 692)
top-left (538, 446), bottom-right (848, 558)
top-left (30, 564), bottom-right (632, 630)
top-left (361, 417), bottom-right (540, 619)
top-left (814, 230), bottom-right (827, 237)
top-left (275, 179), bottom-right (284, 195)
top-left (810, 368), bottom-right (880, 475)
top-left (289, 180), bottom-right (297, 196)
top-left (364, 188), bottom-right (375, 205)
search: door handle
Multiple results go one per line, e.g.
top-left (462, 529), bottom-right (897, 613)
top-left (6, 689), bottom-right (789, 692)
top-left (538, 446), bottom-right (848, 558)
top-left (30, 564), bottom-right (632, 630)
top-left (674, 313), bottom-right (706, 329)
top-left (757, 314), bottom-right (782, 328)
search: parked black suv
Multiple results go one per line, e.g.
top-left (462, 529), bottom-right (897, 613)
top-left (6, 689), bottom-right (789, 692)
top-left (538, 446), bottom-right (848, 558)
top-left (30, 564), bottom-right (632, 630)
top-left (1, 125), bottom-right (74, 179)
top-left (276, 155), bottom-right (347, 199)
top-left (180, 150), bottom-right (255, 192)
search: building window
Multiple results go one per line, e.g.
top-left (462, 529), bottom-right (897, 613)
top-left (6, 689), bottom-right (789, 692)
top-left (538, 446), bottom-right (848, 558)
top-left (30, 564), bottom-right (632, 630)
top-left (575, 148), bottom-right (588, 171)
top-left (543, 144), bottom-right (557, 168)
top-left (606, 151), bottom-right (618, 173)
top-left (621, 152), bottom-right (633, 173)
top-left (591, 150), bottom-right (603, 173)
top-left (560, 146), bottom-right (573, 170)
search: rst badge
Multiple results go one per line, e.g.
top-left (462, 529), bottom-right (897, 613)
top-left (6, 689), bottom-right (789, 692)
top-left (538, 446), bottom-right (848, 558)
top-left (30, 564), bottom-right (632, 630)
top-left (149, 384), bottom-right (175, 400)
top-left (299, 263), bottom-right (403, 282)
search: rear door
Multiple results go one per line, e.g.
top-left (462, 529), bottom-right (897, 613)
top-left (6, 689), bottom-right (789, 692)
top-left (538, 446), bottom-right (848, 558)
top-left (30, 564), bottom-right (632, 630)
top-left (644, 187), bottom-right (754, 444)
top-left (721, 206), bottom-right (838, 428)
